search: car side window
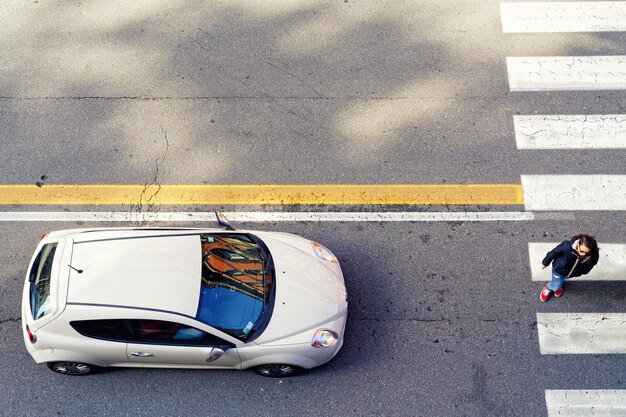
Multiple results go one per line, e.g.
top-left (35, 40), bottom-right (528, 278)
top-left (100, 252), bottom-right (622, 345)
top-left (71, 319), bottom-right (129, 341)
top-left (127, 319), bottom-right (230, 346)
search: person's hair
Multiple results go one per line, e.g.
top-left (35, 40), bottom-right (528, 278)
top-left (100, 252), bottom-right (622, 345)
top-left (571, 234), bottom-right (599, 253)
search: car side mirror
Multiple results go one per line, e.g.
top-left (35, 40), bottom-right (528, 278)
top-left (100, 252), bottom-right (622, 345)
top-left (206, 347), bottom-right (225, 362)
top-left (214, 211), bottom-right (235, 231)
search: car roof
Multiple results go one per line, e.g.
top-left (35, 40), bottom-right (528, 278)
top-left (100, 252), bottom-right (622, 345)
top-left (51, 227), bottom-right (220, 243)
top-left (67, 232), bottom-right (202, 317)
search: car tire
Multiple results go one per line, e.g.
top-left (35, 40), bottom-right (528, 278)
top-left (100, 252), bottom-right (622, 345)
top-left (253, 364), bottom-right (302, 378)
top-left (46, 361), bottom-right (97, 376)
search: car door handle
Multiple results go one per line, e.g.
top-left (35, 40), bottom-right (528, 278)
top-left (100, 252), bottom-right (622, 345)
top-left (130, 352), bottom-right (154, 357)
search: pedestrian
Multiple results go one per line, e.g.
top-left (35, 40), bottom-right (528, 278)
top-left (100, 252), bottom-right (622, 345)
top-left (540, 234), bottom-right (599, 302)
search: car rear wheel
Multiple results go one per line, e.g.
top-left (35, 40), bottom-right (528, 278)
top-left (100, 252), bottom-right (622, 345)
top-left (47, 361), bottom-right (96, 376)
top-left (253, 364), bottom-right (302, 378)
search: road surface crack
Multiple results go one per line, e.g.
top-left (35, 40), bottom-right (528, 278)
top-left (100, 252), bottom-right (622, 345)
top-left (0, 317), bottom-right (21, 326)
top-left (130, 127), bottom-right (169, 223)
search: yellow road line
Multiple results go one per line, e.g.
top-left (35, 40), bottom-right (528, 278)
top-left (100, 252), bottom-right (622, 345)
top-left (0, 184), bottom-right (523, 205)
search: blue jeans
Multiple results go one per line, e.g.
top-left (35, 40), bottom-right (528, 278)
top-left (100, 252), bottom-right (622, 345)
top-left (547, 269), bottom-right (567, 291)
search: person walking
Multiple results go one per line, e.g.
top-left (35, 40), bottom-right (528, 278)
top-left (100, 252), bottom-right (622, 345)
top-left (540, 234), bottom-right (599, 302)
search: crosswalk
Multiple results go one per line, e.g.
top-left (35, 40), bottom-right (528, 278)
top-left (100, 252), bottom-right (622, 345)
top-left (537, 312), bottom-right (626, 354)
top-left (507, 56), bottom-right (626, 91)
top-left (501, 2), bottom-right (626, 33)
top-left (514, 115), bottom-right (626, 149)
top-left (521, 175), bottom-right (626, 211)
top-left (545, 390), bottom-right (626, 416)
top-left (501, 2), bottom-right (626, 212)
top-left (503, 1), bottom-right (626, 414)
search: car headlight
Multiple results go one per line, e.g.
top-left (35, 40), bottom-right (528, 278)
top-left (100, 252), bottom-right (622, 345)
top-left (311, 242), bottom-right (337, 263)
top-left (311, 329), bottom-right (339, 348)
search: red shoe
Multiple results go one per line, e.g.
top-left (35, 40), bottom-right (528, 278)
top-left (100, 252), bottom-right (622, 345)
top-left (554, 287), bottom-right (563, 297)
top-left (540, 286), bottom-right (551, 302)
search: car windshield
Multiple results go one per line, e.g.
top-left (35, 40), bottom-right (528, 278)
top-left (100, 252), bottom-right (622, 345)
top-left (29, 243), bottom-right (57, 320)
top-left (196, 233), bottom-right (274, 341)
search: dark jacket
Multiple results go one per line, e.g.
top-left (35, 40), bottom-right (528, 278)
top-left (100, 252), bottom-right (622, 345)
top-left (542, 240), bottom-right (599, 278)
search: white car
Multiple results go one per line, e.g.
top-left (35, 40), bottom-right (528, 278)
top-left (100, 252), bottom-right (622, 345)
top-left (21, 214), bottom-right (347, 377)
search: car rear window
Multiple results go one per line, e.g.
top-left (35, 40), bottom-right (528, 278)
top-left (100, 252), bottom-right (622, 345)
top-left (29, 243), bottom-right (57, 320)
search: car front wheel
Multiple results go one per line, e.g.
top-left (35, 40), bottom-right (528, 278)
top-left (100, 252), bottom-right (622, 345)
top-left (46, 361), bottom-right (96, 376)
top-left (253, 364), bottom-right (302, 378)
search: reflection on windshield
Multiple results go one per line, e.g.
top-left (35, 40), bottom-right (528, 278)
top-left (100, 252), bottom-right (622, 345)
top-left (196, 234), bottom-right (272, 340)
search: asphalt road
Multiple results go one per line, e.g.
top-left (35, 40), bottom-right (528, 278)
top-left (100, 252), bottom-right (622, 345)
top-left (2, 1), bottom-right (624, 185)
top-left (1, 217), bottom-right (625, 417)
top-left (1, 1), bottom-right (625, 416)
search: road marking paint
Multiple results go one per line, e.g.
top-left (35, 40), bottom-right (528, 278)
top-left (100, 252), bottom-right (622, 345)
top-left (537, 313), bottom-right (626, 354)
top-left (501, 2), bottom-right (626, 33)
top-left (514, 115), bottom-right (626, 149)
top-left (0, 184), bottom-right (524, 205)
top-left (507, 56), bottom-right (626, 91)
top-left (546, 390), bottom-right (626, 417)
top-left (0, 211), bottom-right (535, 222)
top-left (521, 175), bottom-right (626, 211)
top-left (528, 243), bottom-right (626, 281)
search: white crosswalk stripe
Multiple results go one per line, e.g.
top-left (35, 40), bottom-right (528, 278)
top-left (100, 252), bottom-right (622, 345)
top-left (507, 56), bottom-right (626, 91)
top-left (514, 115), bottom-right (626, 149)
top-left (501, 2), bottom-right (626, 33)
top-left (537, 313), bottom-right (626, 354)
top-left (506, 55), bottom-right (626, 91)
top-left (528, 242), bottom-right (626, 281)
top-left (521, 175), bottom-right (626, 211)
top-left (545, 390), bottom-right (626, 416)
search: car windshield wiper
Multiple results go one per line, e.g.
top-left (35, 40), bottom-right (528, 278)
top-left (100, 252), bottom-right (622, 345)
top-left (250, 234), bottom-right (272, 306)
top-left (261, 252), bottom-right (271, 306)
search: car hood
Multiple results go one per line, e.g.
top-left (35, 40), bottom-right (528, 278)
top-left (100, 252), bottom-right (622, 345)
top-left (252, 232), bottom-right (347, 345)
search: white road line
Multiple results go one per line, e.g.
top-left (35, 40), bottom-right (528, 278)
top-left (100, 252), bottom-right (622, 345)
top-left (501, 2), bottom-right (626, 33)
top-left (514, 115), bottom-right (626, 149)
top-left (507, 56), bottom-right (626, 91)
top-left (546, 390), bottom-right (626, 417)
top-left (537, 313), bottom-right (626, 354)
top-left (521, 175), bottom-right (626, 211)
top-left (0, 211), bottom-right (535, 222)
top-left (528, 243), bottom-right (626, 281)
